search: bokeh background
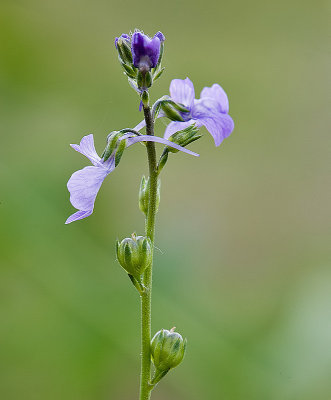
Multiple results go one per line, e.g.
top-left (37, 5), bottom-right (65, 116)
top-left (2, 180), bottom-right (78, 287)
top-left (0, 0), bottom-right (330, 399)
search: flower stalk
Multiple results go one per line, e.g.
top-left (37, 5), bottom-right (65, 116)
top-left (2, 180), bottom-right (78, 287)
top-left (139, 104), bottom-right (158, 400)
top-left (65, 29), bottom-right (234, 399)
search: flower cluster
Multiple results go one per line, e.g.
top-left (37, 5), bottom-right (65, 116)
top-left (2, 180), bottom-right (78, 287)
top-left (65, 28), bottom-right (235, 398)
top-left (66, 30), bottom-right (234, 223)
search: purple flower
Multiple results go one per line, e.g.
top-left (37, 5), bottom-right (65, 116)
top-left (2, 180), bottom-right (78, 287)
top-left (165, 78), bottom-right (234, 146)
top-left (134, 78), bottom-right (234, 147)
top-left (66, 133), bottom-right (199, 224)
top-left (131, 31), bottom-right (165, 69)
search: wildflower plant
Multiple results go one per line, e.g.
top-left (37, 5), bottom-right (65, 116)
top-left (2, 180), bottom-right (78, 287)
top-left (66, 29), bottom-right (234, 399)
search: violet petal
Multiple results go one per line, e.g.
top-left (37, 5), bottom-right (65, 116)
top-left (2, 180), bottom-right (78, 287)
top-left (67, 166), bottom-right (109, 213)
top-left (198, 114), bottom-right (234, 146)
top-left (70, 134), bottom-right (101, 167)
top-left (163, 120), bottom-right (195, 140)
top-left (131, 32), bottom-right (161, 68)
top-left (123, 134), bottom-right (199, 157)
top-left (169, 78), bottom-right (195, 109)
top-left (65, 210), bottom-right (93, 224)
top-left (200, 84), bottom-right (229, 113)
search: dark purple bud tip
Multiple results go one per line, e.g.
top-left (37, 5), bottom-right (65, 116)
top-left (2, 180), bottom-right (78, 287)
top-left (115, 33), bottom-right (130, 49)
top-left (154, 31), bottom-right (165, 42)
top-left (131, 31), bottom-right (163, 69)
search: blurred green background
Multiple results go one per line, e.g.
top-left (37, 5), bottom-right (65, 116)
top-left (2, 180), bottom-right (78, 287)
top-left (0, 0), bottom-right (330, 399)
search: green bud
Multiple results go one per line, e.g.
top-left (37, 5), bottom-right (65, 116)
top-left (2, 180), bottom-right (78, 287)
top-left (116, 233), bottom-right (152, 279)
top-left (117, 37), bottom-right (133, 65)
top-left (139, 176), bottom-right (161, 216)
top-left (150, 328), bottom-right (187, 384)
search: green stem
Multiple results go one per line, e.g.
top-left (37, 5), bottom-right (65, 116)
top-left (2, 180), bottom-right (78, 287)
top-left (139, 105), bottom-right (158, 400)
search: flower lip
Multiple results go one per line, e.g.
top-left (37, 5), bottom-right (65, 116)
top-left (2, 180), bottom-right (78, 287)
top-left (66, 132), bottom-right (199, 224)
top-left (163, 78), bottom-right (234, 147)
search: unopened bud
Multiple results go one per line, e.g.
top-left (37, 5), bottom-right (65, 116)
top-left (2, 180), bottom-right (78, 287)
top-left (150, 328), bottom-right (187, 384)
top-left (116, 234), bottom-right (152, 279)
top-left (139, 176), bottom-right (161, 216)
top-left (116, 36), bottom-right (133, 65)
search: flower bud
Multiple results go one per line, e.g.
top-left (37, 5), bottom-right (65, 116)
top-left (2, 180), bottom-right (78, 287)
top-left (115, 34), bottom-right (133, 65)
top-left (116, 233), bottom-right (152, 279)
top-left (150, 328), bottom-right (187, 383)
top-left (139, 176), bottom-right (161, 216)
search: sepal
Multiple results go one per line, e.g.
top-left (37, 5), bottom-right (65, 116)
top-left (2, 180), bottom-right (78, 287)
top-left (102, 131), bottom-right (121, 161)
top-left (137, 70), bottom-right (153, 91)
top-left (114, 139), bottom-right (126, 166)
top-left (167, 124), bottom-right (201, 153)
top-left (152, 97), bottom-right (189, 121)
top-left (157, 150), bottom-right (169, 175)
top-left (141, 90), bottom-right (149, 107)
top-left (152, 67), bottom-right (165, 81)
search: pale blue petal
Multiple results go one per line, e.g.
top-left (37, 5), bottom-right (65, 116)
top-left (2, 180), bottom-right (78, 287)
top-left (124, 134), bottom-right (199, 157)
top-left (169, 78), bottom-right (195, 109)
top-left (70, 134), bottom-right (101, 166)
top-left (65, 210), bottom-right (93, 224)
top-left (199, 114), bottom-right (234, 146)
top-left (133, 119), bottom-right (146, 131)
top-left (200, 84), bottom-right (229, 113)
top-left (67, 166), bottom-right (109, 213)
top-left (192, 98), bottom-right (221, 119)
